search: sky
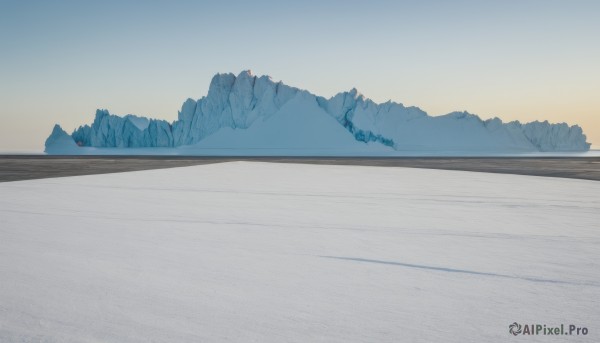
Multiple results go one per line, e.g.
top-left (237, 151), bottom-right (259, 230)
top-left (1, 0), bottom-right (599, 151)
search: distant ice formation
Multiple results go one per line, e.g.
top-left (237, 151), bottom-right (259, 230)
top-left (45, 70), bottom-right (591, 155)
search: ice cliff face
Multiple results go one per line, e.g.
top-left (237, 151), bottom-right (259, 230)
top-left (71, 110), bottom-right (173, 148)
top-left (316, 91), bottom-right (590, 152)
top-left (171, 71), bottom-right (300, 146)
top-left (46, 70), bottom-right (591, 154)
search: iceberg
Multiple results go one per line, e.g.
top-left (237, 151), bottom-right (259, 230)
top-left (44, 124), bottom-right (80, 154)
top-left (45, 70), bottom-right (591, 155)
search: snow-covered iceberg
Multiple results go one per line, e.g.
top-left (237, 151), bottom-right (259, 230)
top-left (44, 124), bottom-right (80, 154)
top-left (45, 70), bottom-right (591, 155)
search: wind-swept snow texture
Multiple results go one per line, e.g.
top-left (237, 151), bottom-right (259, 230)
top-left (45, 70), bottom-right (590, 155)
top-left (1, 162), bottom-right (599, 342)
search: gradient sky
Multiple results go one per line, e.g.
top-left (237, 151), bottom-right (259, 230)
top-left (1, 0), bottom-right (599, 151)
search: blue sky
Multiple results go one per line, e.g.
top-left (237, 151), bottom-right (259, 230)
top-left (1, 0), bottom-right (599, 150)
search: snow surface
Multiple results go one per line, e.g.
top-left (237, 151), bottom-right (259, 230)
top-left (1, 162), bottom-right (599, 342)
top-left (45, 70), bottom-right (591, 154)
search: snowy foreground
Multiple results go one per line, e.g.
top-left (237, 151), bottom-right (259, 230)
top-left (1, 162), bottom-right (599, 342)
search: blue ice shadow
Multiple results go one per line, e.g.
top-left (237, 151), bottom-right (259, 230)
top-left (319, 256), bottom-right (597, 287)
